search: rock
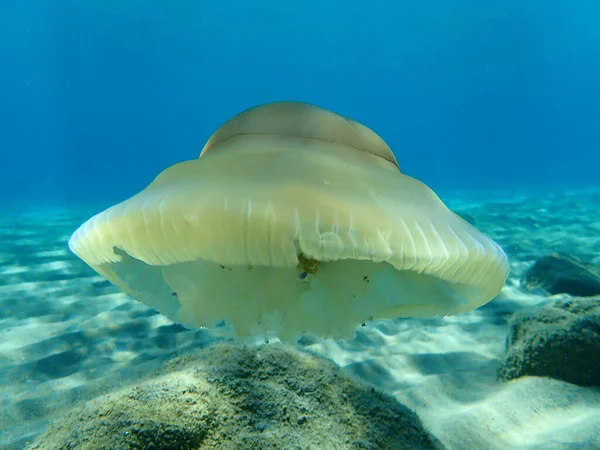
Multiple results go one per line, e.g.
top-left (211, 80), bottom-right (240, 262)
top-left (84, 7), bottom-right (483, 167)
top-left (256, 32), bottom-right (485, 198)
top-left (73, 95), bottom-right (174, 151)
top-left (28, 344), bottom-right (444, 450)
top-left (520, 253), bottom-right (600, 297)
top-left (498, 296), bottom-right (600, 387)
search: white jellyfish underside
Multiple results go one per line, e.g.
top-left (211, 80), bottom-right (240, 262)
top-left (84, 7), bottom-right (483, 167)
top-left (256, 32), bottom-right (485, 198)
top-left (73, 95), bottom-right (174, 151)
top-left (69, 102), bottom-right (510, 342)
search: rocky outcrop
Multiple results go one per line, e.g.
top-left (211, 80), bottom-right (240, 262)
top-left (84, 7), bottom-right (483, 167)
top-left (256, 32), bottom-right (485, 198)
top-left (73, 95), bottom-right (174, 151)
top-left (521, 253), bottom-right (600, 297)
top-left (28, 343), bottom-right (444, 450)
top-left (498, 296), bottom-right (600, 387)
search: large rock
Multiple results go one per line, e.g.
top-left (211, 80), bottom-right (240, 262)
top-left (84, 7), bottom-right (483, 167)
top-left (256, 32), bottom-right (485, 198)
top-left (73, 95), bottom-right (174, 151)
top-left (498, 296), bottom-right (600, 387)
top-left (521, 253), bottom-right (600, 297)
top-left (28, 344), bottom-right (444, 450)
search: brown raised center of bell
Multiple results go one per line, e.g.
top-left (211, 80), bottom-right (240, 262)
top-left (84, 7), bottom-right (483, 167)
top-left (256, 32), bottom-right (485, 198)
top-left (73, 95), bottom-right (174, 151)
top-left (199, 101), bottom-right (400, 170)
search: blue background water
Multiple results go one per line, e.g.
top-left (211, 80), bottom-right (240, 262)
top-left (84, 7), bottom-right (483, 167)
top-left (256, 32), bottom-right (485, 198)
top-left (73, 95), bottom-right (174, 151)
top-left (2, 0), bottom-right (599, 205)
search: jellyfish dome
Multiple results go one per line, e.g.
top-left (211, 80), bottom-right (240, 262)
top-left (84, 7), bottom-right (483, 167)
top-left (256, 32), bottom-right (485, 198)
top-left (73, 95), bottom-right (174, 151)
top-left (68, 102), bottom-right (509, 342)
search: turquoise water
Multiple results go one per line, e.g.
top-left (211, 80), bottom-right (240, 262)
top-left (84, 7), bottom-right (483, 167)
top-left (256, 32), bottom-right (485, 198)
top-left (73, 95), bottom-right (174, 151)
top-left (2, 1), bottom-right (600, 205)
top-left (1, 1), bottom-right (600, 449)
top-left (2, 189), bottom-right (599, 449)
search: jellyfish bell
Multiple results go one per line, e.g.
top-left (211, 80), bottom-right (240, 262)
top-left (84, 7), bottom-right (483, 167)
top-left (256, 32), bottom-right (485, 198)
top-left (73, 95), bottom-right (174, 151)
top-left (68, 102), bottom-right (510, 342)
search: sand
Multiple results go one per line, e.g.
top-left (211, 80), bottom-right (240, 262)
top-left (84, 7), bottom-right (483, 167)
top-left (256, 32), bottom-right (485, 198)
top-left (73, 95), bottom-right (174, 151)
top-left (1, 188), bottom-right (600, 449)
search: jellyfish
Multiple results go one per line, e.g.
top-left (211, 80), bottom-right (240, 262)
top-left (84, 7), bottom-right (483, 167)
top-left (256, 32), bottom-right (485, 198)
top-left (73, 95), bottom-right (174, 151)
top-left (69, 102), bottom-right (509, 342)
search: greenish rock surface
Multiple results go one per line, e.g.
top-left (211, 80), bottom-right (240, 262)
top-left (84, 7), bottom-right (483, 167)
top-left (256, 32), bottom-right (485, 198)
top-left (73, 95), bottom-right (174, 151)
top-left (521, 253), bottom-right (600, 297)
top-left (28, 343), bottom-right (444, 450)
top-left (498, 296), bottom-right (600, 387)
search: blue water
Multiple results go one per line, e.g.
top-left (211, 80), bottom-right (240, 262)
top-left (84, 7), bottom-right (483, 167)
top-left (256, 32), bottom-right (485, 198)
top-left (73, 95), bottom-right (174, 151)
top-left (2, 2), bottom-right (600, 448)
top-left (1, 0), bottom-right (599, 206)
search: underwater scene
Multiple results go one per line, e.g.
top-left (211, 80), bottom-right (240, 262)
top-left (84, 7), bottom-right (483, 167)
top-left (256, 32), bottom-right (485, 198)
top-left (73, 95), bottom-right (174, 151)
top-left (1, 1), bottom-right (599, 449)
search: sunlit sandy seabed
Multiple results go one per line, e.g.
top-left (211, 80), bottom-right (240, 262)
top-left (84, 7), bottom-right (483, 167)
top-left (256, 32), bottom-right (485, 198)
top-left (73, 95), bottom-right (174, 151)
top-left (1, 188), bottom-right (600, 449)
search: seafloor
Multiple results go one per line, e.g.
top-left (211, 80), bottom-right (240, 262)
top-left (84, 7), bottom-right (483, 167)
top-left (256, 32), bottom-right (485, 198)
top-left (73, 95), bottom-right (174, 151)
top-left (1, 188), bottom-right (599, 449)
